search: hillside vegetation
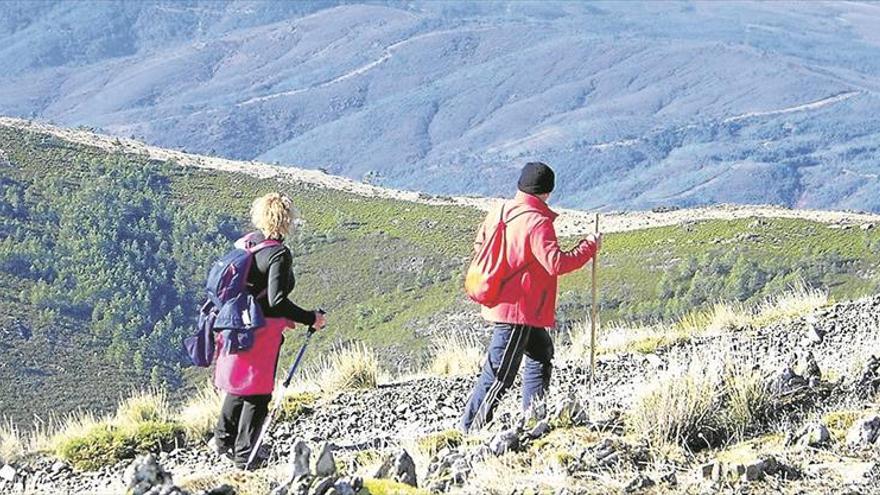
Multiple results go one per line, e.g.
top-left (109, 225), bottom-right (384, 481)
top-left (2, 123), bottom-right (880, 428)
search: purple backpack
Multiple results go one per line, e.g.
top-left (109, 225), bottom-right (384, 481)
top-left (184, 233), bottom-right (280, 367)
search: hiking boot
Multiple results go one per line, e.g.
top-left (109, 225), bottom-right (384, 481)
top-left (236, 443), bottom-right (272, 471)
top-left (208, 436), bottom-right (233, 459)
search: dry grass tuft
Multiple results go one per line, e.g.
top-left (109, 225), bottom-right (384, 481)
top-left (562, 319), bottom-right (671, 360)
top-left (429, 333), bottom-right (484, 376)
top-left (115, 388), bottom-right (171, 428)
top-left (629, 358), bottom-right (723, 451)
top-left (311, 343), bottom-right (379, 393)
top-left (628, 355), bottom-right (774, 451)
top-left (33, 410), bottom-right (104, 454)
top-left (678, 302), bottom-right (750, 335)
top-left (33, 390), bottom-right (184, 470)
top-left (723, 362), bottom-right (774, 438)
top-left (752, 281), bottom-right (828, 327)
top-left (178, 384), bottom-right (223, 441)
top-left (0, 418), bottom-right (25, 463)
top-left (569, 282), bottom-right (829, 360)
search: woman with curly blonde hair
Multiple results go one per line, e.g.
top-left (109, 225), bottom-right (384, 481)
top-left (211, 192), bottom-right (326, 469)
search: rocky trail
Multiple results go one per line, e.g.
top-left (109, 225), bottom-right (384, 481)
top-left (8, 294), bottom-right (880, 494)
top-left (2, 117), bottom-right (880, 238)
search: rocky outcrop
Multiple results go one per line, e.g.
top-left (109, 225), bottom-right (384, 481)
top-left (271, 438), bottom-right (363, 495)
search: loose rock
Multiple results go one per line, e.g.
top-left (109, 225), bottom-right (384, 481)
top-left (315, 442), bottom-right (336, 477)
top-left (846, 415), bottom-right (880, 448)
top-left (124, 454), bottom-right (185, 495)
top-left (291, 438), bottom-right (313, 479)
top-left (488, 429), bottom-right (519, 456)
top-left (788, 422), bottom-right (831, 448)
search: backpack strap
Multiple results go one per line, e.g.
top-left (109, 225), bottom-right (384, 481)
top-left (245, 238), bottom-right (282, 299)
top-left (246, 239), bottom-right (281, 253)
top-left (503, 207), bottom-right (542, 225)
top-left (497, 205), bottom-right (544, 282)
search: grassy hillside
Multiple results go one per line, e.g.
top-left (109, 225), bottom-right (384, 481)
top-left (2, 124), bottom-right (880, 427)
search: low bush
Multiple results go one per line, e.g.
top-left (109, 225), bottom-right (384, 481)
top-left (362, 478), bottom-right (430, 495)
top-left (417, 429), bottom-right (463, 457)
top-left (277, 392), bottom-right (318, 422)
top-left (55, 421), bottom-right (184, 471)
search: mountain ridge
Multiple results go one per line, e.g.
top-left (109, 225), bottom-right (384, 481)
top-left (3, 115), bottom-right (880, 239)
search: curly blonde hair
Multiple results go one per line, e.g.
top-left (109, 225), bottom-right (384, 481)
top-left (251, 193), bottom-right (296, 240)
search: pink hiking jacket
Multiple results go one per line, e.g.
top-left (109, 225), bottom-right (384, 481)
top-left (214, 317), bottom-right (293, 396)
top-left (475, 192), bottom-right (597, 328)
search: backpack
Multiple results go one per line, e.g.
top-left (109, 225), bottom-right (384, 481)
top-left (464, 205), bottom-right (536, 307)
top-left (184, 233), bottom-right (281, 367)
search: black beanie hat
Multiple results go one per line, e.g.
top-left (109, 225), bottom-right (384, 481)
top-left (517, 161), bottom-right (555, 195)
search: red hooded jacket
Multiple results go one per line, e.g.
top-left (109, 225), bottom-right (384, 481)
top-left (474, 192), bottom-right (596, 328)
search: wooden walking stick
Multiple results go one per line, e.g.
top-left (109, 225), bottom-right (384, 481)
top-left (590, 213), bottom-right (600, 387)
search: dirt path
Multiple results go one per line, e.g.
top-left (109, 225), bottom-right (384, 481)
top-left (3, 116), bottom-right (879, 237)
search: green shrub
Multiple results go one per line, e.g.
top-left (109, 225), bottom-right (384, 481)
top-left (361, 478), bottom-right (429, 495)
top-left (55, 421), bottom-right (184, 471)
top-left (277, 392), bottom-right (319, 422)
top-left (417, 430), bottom-right (463, 457)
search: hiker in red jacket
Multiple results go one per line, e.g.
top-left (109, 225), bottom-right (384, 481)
top-left (460, 162), bottom-right (601, 432)
top-left (211, 193), bottom-right (326, 469)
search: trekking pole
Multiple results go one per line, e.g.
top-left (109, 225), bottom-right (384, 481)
top-left (245, 309), bottom-right (325, 470)
top-left (589, 214), bottom-right (599, 389)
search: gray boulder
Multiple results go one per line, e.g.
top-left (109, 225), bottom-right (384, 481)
top-left (552, 396), bottom-right (589, 426)
top-left (488, 429), bottom-right (519, 456)
top-left (624, 474), bottom-right (655, 493)
top-left (846, 415), bottom-right (880, 448)
top-left (291, 438), bottom-right (313, 479)
top-left (788, 422), bottom-right (831, 448)
top-left (124, 454), bottom-right (186, 495)
top-left (374, 449), bottom-right (417, 487)
top-left (309, 476), bottom-right (337, 495)
top-left (527, 419), bottom-right (551, 439)
top-left (315, 442), bottom-right (336, 477)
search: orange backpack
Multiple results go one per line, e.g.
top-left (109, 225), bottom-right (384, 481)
top-left (464, 205), bottom-right (536, 307)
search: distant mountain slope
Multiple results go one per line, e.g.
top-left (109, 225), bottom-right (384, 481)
top-left (0, 1), bottom-right (878, 210)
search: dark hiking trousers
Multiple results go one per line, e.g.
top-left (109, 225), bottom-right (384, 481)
top-left (215, 392), bottom-right (271, 468)
top-left (459, 323), bottom-right (554, 433)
